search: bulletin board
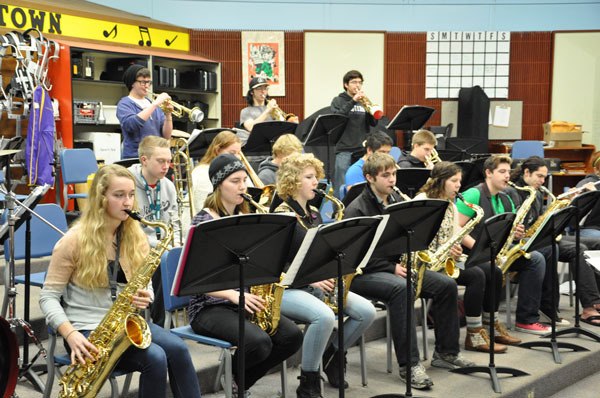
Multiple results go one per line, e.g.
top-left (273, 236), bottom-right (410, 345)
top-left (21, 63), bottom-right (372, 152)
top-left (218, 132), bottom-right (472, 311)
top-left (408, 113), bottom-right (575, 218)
top-left (441, 100), bottom-right (522, 140)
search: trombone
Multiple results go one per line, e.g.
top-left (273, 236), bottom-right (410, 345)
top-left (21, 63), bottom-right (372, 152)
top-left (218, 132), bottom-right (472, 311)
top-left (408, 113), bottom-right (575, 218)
top-left (149, 92), bottom-right (205, 123)
top-left (238, 151), bottom-right (276, 207)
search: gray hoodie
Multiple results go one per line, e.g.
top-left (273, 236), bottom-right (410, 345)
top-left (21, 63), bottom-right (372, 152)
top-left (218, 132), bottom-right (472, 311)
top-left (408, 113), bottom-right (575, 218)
top-left (128, 163), bottom-right (180, 247)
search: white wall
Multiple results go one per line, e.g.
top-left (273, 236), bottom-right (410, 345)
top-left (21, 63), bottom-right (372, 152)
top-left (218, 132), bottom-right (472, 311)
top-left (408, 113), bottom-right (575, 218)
top-left (89, 0), bottom-right (600, 31)
top-left (552, 32), bottom-right (600, 148)
top-left (304, 32), bottom-right (385, 116)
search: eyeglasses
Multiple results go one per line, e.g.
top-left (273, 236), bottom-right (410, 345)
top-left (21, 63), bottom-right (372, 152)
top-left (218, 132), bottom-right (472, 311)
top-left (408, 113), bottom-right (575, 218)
top-left (136, 80), bottom-right (153, 86)
top-left (348, 79), bottom-right (363, 85)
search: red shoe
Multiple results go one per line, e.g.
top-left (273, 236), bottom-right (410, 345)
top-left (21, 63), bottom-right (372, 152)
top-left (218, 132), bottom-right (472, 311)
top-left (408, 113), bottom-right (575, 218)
top-left (515, 322), bottom-right (551, 335)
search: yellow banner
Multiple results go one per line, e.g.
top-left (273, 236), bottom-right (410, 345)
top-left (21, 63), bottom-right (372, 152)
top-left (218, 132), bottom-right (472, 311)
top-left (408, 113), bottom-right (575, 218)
top-left (0, 3), bottom-right (189, 51)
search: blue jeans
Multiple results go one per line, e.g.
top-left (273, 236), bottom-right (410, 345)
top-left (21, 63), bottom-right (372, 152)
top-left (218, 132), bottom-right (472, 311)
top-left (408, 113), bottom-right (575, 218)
top-left (281, 287), bottom-right (375, 372)
top-left (511, 250), bottom-right (546, 324)
top-left (351, 269), bottom-right (459, 367)
top-left (581, 228), bottom-right (600, 239)
top-left (71, 323), bottom-right (202, 398)
top-left (334, 152), bottom-right (353, 199)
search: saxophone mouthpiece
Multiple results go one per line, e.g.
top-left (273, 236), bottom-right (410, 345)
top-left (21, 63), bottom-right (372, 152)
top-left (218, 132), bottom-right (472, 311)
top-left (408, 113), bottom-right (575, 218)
top-left (124, 209), bottom-right (142, 221)
top-left (456, 192), bottom-right (465, 202)
top-left (312, 188), bottom-right (326, 198)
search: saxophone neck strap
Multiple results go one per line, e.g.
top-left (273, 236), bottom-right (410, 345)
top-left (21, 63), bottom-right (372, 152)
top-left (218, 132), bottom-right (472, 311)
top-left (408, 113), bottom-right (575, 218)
top-left (108, 224), bottom-right (123, 302)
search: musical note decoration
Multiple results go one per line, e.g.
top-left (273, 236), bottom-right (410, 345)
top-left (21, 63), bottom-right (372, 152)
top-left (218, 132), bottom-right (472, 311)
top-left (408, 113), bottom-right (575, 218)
top-left (165, 35), bottom-right (178, 47)
top-left (138, 26), bottom-right (152, 47)
top-left (103, 24), bottom-right (117, 39)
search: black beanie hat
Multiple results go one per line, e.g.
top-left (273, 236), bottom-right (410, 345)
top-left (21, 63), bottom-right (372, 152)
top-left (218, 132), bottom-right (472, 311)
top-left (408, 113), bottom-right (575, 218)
top-left (209, 154), bottom-right (247, 189)
top-left (123, 64), bottom-right (145, 90)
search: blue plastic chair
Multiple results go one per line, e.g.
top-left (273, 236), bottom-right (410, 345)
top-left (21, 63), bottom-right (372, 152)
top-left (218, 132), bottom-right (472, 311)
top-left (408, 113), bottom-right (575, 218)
top-left (389, 146), bottom-right (402, 162)
top-left (160, 247), bottom-right (236, 397)
top-left (43, 327), bottom-right (132, 398)
top-left (60, 149), bottom-right (98, 211)
top-left (511, 141), bottom-right (544, 159)
top-left (2, 204), bottom-right (68, 317)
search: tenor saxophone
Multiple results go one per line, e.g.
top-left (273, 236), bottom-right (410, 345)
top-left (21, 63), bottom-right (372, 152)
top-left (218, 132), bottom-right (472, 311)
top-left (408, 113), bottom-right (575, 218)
top-left (59, 211), bottom-right (173, 398)
top-left (249, 276), bottom-right (286, 336)
top-left (524, 185), bottom-right (570, 240)
top-left (496, 182), bottom-right (536, 276)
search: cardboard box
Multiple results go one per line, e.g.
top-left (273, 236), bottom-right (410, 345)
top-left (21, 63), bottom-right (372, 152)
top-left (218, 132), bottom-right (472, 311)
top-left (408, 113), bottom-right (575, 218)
top-left (543, 122), bottom-right (583, 147)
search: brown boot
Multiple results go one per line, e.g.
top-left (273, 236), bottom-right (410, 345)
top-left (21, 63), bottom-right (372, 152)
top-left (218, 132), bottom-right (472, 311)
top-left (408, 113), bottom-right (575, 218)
top-left (465, 327), bottom-right (507, 353)
top-left (486, 321), bottom-right (522, 345)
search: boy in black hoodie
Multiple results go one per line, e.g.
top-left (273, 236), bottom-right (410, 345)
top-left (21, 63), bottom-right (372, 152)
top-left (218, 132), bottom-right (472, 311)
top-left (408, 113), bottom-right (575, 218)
top-left (330, 70), bottom-right (378, 196)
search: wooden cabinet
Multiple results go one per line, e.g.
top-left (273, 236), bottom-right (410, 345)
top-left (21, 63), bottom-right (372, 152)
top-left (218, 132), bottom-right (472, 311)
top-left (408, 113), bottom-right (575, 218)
top-left (50, 40), bottom-right (221, 150)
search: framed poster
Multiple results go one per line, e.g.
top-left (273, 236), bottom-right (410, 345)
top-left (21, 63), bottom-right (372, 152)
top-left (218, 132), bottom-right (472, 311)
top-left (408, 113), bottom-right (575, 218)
top-left (242, 31), bottom-right (285, 96)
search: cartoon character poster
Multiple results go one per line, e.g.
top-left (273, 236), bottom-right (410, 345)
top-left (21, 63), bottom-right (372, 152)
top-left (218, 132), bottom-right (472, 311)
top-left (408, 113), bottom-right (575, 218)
top-left (242, 31), bottom-right (285, 96)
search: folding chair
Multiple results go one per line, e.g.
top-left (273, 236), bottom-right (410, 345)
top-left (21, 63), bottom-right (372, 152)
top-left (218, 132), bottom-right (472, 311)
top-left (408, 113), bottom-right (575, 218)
top-left (60, 148), bottom-right (98, 211)
top-left (161, 248), bottom-right (289, 397)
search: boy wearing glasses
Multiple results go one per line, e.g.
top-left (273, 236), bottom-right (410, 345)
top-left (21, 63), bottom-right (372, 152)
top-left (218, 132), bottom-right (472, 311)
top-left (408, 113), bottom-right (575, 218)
top-left (117, 64), bottom-right (174, 159)
top-left (331, 70), bottom-right (378, 197)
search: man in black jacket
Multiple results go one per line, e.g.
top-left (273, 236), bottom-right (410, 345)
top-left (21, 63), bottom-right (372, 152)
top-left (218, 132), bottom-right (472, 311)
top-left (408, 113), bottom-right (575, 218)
top-left (345, 152), bottom-right (474, 391)
top-left (576, 150), bottom-right (600, 238)
top-left (330, 70), bottom-right (378, 197)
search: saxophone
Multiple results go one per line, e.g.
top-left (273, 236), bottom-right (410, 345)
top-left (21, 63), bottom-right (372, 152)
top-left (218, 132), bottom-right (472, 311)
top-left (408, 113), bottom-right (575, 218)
top-left (496, 182), bottom-right (536, 276)
top-left (412, 194), bottom-right (483, 298)
top-left (312, 188), bottom-right (360, 313)
top-left (426, 194), bottom-right (484, 277)
top-left (59, 211), bottom-right (173, 398)
top-left (524, 185), bottom-right (570, 240)
top-left (249, 276), bottom-right (286, 336)
top-left (240, 193), bottom-right (286, 335)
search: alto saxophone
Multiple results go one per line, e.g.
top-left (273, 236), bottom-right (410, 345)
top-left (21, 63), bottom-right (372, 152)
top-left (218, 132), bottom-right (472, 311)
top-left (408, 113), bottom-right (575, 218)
top-left (524, 185), bottom-right (570, 241)
top-left (312, 188), bottom-right (361, 313)
top-left (249, 276), bottom-right (286, 336)
top-left (496, 182), bottom-right (536, 276)
top-left (59, 211), bottom-right (173, 398)
top-left (412, 193), bottom-right (483, 298)
top-left (240, 193), bottom-right (286, 335)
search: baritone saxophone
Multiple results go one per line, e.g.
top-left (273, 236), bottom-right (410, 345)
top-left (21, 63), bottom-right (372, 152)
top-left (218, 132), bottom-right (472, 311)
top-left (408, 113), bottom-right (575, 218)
top-left (59, 211), bottom-right (173, 398)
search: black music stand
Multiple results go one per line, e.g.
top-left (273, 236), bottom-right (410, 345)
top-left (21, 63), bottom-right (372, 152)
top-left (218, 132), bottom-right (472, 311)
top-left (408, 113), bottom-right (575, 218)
top-left (370, 199), bottom-right (448, 398)
top-left (281, 216), bottom-right (386, 398)
top-left (113, 158), bottom-right (139, 169)
top-left (302, 114), bottom-right (349, 184)
top-left (450, 212), bottom-right (529, 393)
top-left (519, 206), bottom-right (589, 363)
top-left (445, 137), bottom-right (488, 160)
top-left (455, 161), bottom-right (485, 192)
top-left (395, 168), bottom-right (431, 198)
top-left (386, 106), bottom-right (435, 151)
top-left (172, 213), bottom-right (297, 397)
top-left (552, 191), bottom-right (600, 343)
top-left (245, 121), bottom-right (298, 155)
top-left (342, 181), bottom-right (367, 207)
top-left (186, 128), bottom-right (231, 160)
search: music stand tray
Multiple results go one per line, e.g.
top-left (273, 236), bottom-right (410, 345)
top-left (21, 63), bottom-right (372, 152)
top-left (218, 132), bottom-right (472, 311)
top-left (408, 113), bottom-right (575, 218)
top-left (386, 106), bottom-right (435, 132)
top-left (395, 168), bottom-right (431, 198)
top-left (244, 121), bottom-right (298, 155)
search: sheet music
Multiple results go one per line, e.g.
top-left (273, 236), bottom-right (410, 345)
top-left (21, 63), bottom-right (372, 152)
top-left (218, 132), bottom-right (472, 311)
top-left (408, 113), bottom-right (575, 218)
top-left (280, 215), bottom-right (387, 286)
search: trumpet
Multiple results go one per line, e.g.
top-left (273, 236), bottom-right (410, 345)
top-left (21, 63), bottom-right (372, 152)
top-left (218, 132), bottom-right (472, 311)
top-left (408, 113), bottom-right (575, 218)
top-left (270, 102), bottom-right (298, 123)
top-left (357, 95), bottom-right (383, 120)
top-left (425, 148), bottom-right (442, 168)
top-left (149, 92), bottom-right (204, 123)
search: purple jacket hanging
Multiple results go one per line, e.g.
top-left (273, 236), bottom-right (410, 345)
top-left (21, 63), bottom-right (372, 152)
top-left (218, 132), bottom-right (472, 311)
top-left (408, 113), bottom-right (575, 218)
top-left (25, 85), bottom-right (55, 186)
